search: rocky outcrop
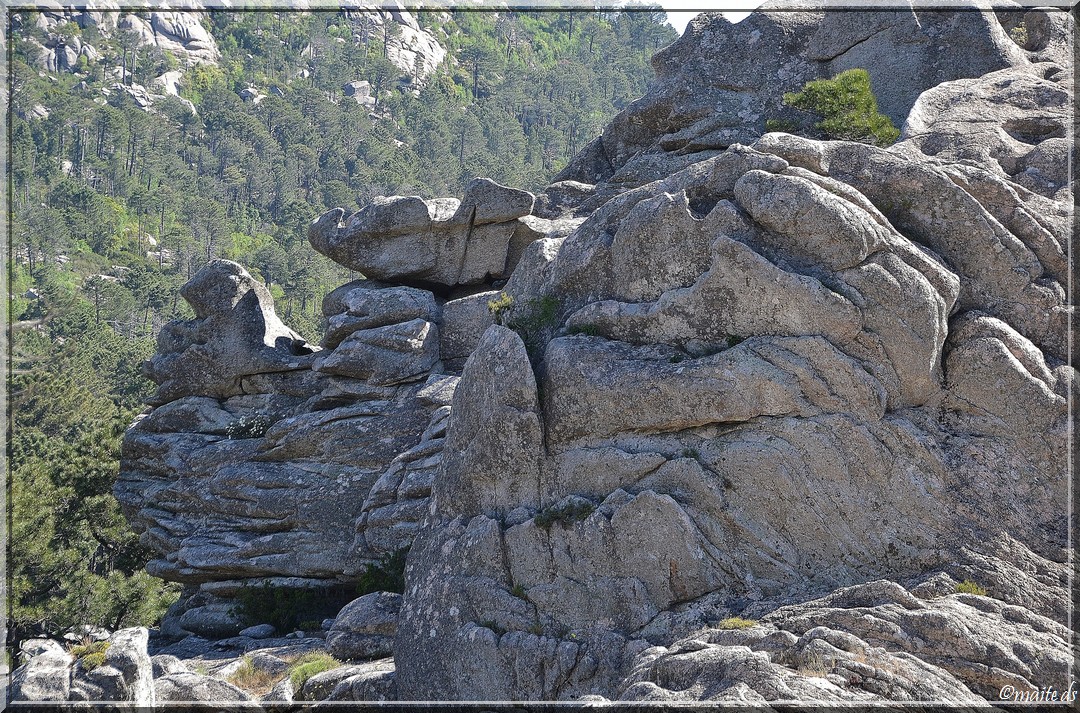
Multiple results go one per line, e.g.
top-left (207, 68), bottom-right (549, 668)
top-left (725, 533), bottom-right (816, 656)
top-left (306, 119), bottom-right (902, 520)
top-left (106, 5), bottom-right (1073, 707)
top-left (618, 574), bottom-right (1070, 703)
top-left (899, 63), bottom-right (1072, 200)
top-left (18, 9), bottom-right (219, 78)
top-left (388, 6), bottom-right (1072, 700)
top-left (556, 4), bottom-right (1040, 192)
top-left (8, 625), bottom-right (401, 704)
top-left (345, 7), bottom-right (446, 87)
top-left (117, 12), bottom-right (221, 66)
top-left (140, 260), bottom-right (317, 405)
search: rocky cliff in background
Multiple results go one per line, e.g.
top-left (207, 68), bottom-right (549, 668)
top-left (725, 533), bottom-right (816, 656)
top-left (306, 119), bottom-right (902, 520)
top-left (12, 3), bottom-right (1074, 706)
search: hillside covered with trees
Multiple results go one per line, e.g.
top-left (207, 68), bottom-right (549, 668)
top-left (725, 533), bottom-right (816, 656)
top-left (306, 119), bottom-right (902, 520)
top-left (7, 7), bottom-right (677, 649)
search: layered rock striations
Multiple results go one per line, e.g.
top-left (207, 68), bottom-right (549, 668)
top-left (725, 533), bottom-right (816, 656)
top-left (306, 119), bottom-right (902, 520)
top-left (99, 4), bottom-right (1074, 706)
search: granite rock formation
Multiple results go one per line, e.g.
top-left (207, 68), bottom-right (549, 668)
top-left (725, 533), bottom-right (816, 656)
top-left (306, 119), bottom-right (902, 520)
top-left (87, 3), bottom-right (1078, 706)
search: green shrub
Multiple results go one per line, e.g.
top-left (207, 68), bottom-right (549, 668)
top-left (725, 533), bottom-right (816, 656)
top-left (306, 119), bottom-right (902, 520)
top-left (70, 640), bottom-right (111, 671)
top-left (535, 498), bottom-right (595, 529)
top-left (1009, 22), bottom-right (1029, 47)
top-left (487, 291), bottom-right (515, 324)
top-left (782, 69), bottom-right (900, 147)
top-left (716, 616), bottom-right (757, 630)
top-left (510, 583), bottom-right (527, 599)
top-left (227, 654), bottom-right (286, 695)
top-left (225, 414), bottom-right (271, 439)
top-left (356, 548), bottom-right (408, 596)
top-left (235, 582), bottom-right (356, 632)
top-left (955, 580), bottom-right (987, 596)
top-left (287, 651), bottom-right (340, 690)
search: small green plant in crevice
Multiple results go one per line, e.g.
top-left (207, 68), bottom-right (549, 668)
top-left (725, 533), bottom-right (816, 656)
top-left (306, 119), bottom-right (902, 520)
top-left (510, 583), bottom-right (527, 599)
top-left (70, 640), bottom-right (110, 671)
top-left (356, 547), bottom-right (409, 596)
top-left (680, 448), bottom-right (700, 460)
top-left (527, 619), bottom-right (543, 636)
top-left (534, 498), bottom-right (596, 529)
top-left (1009, 22), bottom-right (1029, 47)
top-left (799, 652), bottom-right (834, 678)
top-left (225, 414), bottom-right (272, 439)
top-left (488, 292), bottom-right (562, 361)
top-left (782, 68), bottom-right (900, 147)
top-left (715, 616), bottom-right (757, 630)
top-left (507, 295), bottom-right (560, 334)
top-left (955, 579), bottom-right (987, 596)
top-left (668, 353), bottom-right (686, 364)
top-left (480, 620), bottom-right (506, 636)
top-left (487, 291), bottom-right (515, 324)
top-left (725, 334), bottom-right (745, 349)
top-left (765, 117), bottom-right (799, 133)
top-left (287, 651), bottom-right (341, 691)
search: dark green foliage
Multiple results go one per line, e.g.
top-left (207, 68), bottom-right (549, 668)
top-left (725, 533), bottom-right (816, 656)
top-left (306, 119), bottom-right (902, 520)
top-left (9, 289), bottom-right (179, 650)
top-left (234, 582), bottom-right (357, 632)
top-left (534, 499), bottom-right (596, 529)
top-left (726, 334), bottom-right (745, 348)
top-left (356, 548), bottom-right (409, 596)
top-left (764, 118), bottom-right (799, 133)
top-left (225, 414), bottom-right (272, 440)
top-left (782, 69), bottom-right (900, 147)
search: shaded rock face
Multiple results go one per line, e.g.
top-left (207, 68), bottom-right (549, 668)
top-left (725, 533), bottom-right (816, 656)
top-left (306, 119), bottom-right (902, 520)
top-left (118, 265), bottom-right (474, 633)
top-left (556, 5), bottom-right (1036, 191)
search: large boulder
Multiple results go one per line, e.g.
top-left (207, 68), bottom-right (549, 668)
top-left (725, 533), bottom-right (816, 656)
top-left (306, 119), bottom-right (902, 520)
top-left (9, 639), bottom-right (72, 702)
top-left (308, 178), bottom-right (537, 288)
top-left (326, 592), bottom-right (403, 661)
top-left (140, 260), bottom-right (317, 405)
